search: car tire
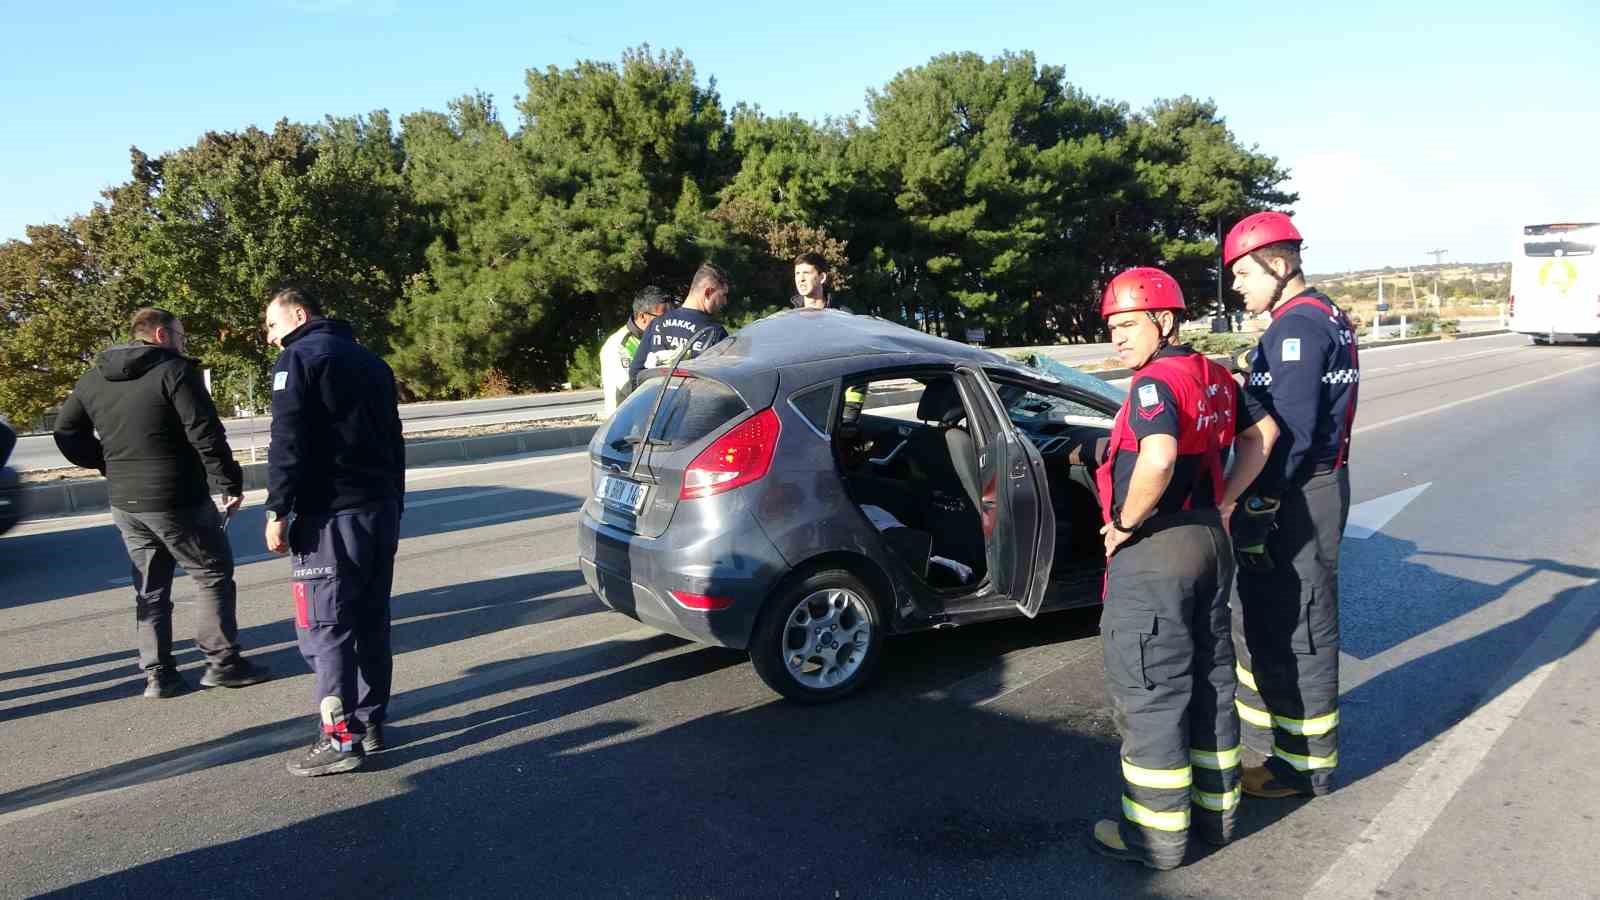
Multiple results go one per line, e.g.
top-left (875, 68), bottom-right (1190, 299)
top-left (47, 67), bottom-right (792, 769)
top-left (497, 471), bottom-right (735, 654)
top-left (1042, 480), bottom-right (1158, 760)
top-left (750, 569), bottom-right (884, 703)
top-left (1532, 336), bottom-right (1552, 345)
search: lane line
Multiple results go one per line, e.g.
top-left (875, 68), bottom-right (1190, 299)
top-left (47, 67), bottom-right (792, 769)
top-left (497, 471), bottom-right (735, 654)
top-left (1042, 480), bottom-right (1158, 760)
top-left (106, 551), bottom-right (286, 586)
top-left (5, 449), bottom-right (590, 538)
top-left (1354, 360), bottom-right (1600, 436)
top-left (1305, 579), bottom-right (1600, 900)
top-left (442, 502), bottom-right (583, 529)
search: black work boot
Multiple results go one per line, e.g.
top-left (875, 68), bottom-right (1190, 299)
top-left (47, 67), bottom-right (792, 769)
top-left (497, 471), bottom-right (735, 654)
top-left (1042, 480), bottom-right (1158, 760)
top-left (287, 697), bottom-right (365, 777)
top-left (143, 667), bottom-right (188, 699)
top-left (200, 658), bottom-right (271, 689)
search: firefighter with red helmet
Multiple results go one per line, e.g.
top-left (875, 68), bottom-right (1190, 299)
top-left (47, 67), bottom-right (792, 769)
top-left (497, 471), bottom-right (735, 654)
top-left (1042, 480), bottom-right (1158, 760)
top-left (1089, 267), bottom-right (1277, 870)
top-left (1219, 211), bottom-right (1360, 800)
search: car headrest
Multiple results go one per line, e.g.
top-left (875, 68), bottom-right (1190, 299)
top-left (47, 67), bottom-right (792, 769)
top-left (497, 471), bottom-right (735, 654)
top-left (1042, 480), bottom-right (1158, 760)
top-left (915, 378), bottom-right (964, 424)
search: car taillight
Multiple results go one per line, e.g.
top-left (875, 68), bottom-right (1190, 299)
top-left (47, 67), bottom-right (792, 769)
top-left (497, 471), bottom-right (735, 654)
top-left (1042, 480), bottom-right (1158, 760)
top-left (669, 590), bottom-right (734, 611)
top-left (680, 407), bottom-right (781, 500)
top-left (1508, 294), bottom-right (1515, 317)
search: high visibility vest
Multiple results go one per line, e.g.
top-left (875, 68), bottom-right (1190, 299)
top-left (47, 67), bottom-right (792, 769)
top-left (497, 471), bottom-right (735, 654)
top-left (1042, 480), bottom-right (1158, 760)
top-left (1095, 351), bottom-right (1235, 529)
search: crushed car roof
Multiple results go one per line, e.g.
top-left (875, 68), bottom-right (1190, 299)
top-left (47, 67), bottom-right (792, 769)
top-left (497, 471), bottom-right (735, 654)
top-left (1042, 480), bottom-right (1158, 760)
top-left (693, 308), bottom-right (1010, 373)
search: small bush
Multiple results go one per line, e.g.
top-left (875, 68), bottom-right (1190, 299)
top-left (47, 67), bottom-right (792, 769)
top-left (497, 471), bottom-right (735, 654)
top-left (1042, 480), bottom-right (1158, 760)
top-left (1185, 333), bottom-right (1256, 356)
top-left (565, 345), bottom-right (602, 390)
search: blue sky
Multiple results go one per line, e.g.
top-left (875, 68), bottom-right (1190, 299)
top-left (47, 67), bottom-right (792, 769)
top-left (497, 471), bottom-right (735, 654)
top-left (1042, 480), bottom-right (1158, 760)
top-left (3, 0), bottom-right (1595, 272)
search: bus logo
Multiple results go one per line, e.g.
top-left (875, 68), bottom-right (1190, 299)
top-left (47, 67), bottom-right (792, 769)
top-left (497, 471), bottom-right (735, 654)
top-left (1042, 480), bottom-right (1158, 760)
top-left (1538, 259), bottom-right (1579, 294)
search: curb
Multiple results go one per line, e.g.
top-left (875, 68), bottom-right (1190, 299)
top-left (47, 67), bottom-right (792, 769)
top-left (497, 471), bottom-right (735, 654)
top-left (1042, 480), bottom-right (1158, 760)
top-left (18, 424), bottom-right (601, 520)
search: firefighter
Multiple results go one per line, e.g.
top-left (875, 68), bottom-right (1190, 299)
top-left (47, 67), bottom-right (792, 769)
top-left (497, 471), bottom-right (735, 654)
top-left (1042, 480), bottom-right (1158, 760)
top-left (1089, 267), bottom-right (1269, 869)
top-left (1220, 211), bottom-right (1360, 799)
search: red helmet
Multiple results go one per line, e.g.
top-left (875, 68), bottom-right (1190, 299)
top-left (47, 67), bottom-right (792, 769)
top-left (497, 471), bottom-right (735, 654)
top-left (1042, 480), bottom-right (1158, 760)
top-left (1222, 211), bottom-right (1302, 266)
top-left (1100, 267), bottom-right (1186, 318)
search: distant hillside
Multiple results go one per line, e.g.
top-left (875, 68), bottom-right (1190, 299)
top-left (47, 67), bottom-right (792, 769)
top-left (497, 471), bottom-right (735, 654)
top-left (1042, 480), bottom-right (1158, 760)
top-left (1307, 261), bottom-right (1511, 307)
top-left (1309, 262), bottom-right (1510, 288)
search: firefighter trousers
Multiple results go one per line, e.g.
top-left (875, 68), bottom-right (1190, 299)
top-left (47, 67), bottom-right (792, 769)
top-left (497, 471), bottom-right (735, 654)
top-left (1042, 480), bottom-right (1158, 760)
top-left (1101, 510), bottom-right (1240, 868)
top-left (1232, 466), bottom-right (1349, 794)
top-left (288, 500), bottom-right (400, 732)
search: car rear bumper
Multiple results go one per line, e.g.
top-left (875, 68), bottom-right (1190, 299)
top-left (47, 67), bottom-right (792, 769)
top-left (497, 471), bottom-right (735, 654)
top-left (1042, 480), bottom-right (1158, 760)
top-left (576, 497), bottom-right (788, 650)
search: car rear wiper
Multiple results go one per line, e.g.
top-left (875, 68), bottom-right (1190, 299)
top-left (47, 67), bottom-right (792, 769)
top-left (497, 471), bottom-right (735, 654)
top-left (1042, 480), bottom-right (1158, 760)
top-left (627, 325), bottom-right (721, 479)
top-left (614, 435), bottom-right (674, 450)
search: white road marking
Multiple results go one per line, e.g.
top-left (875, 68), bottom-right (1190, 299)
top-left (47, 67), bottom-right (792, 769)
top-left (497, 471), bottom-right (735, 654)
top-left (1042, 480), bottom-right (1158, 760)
top-left (1305, 579), bottom-right (1600, 900)
top-left (1344, 484), bottom-right (1431, 539)
top-left (442, 502), bottom-right (582, 529)
top-left (106, 551), bottom-right (279, 585)
top-left (6, 449), bottom-right (590, 538)
top-left (1363, 344), bottom-right (1524, 374)
top-left (1354, 360), bottom-right (1600, 436)
top-left (1355, 332), bottom-right (1522, 356)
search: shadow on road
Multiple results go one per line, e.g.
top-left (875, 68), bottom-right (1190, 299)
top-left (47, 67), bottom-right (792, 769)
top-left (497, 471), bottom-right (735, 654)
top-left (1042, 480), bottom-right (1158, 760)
top-left (23, 610), bottom-right (1191, 899)
top-left (0, 484), bottom-right (584, 609)
top-left (1332, 537), bottom-right (1600, 791)
top-left (0, 561), bottom-right (594, 723)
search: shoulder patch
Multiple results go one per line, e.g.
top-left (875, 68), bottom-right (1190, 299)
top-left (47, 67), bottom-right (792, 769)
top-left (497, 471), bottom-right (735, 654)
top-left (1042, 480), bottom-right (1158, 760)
top-left (1137, 383), bottom-right (1160, 408)
top-left (1281, 338), bottom-right (1301, 362)
top-left (273, 371), bottom-right (288, 391)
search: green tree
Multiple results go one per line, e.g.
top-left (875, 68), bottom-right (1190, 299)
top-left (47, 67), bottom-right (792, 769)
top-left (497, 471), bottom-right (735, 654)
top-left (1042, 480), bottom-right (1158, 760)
top-left (103, 114), bottom-right (432, 410)
top-left (392, 46), bottom-right (735, 395)
top-left (0, 220), bottom-right (123, 426)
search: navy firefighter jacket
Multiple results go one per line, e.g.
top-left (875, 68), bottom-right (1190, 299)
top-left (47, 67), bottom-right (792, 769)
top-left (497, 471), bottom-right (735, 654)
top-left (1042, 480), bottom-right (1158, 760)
top-left (1239, 288), bottom-right (1360, 495)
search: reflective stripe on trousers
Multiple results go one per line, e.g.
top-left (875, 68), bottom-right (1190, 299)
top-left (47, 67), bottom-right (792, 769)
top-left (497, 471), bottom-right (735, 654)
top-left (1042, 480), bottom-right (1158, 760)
top-left (1232, 467), bottom-right (1349, 794)
top-left (1102, 518), bottom-right (1239, 864)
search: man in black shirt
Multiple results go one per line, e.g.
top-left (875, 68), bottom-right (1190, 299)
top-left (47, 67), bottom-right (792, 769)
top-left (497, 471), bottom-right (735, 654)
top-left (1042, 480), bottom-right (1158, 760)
top-left (628, 262), bottom-right (731, 388)
top-left (54, 308), bottom-right (269, 698)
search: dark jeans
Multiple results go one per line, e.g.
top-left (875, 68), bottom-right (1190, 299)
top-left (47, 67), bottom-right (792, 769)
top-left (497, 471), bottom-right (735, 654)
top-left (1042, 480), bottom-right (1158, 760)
top-left (111, 503), bottom-right (242, 673)
top-left (289, 500), bottom-right (399, 730)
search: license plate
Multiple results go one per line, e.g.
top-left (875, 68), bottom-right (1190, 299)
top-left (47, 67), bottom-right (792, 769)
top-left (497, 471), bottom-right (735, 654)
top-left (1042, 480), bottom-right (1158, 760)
top-left (598, 474), bottom-right (648, 515)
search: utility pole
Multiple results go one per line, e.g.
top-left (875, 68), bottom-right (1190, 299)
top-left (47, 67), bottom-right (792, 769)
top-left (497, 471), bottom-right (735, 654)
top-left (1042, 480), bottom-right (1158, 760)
top-left (1217, 214), bottom-right (1225, 330)
top-left (1426, 248), bottom-right (1448, 312)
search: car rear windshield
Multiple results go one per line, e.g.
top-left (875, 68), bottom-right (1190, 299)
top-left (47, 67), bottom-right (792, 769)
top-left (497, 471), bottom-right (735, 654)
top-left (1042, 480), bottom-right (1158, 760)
top-left (606, 375), bottom-right (749, 450)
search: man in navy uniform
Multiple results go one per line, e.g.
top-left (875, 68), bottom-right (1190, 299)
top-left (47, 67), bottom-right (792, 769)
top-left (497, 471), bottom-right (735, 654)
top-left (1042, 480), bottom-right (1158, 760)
top-left (262, 287), bottom-right (405, 777)
top-left (1220, 212), bottom-right (1360, 800)
top-left (628, 262), bottom-right (731, 389)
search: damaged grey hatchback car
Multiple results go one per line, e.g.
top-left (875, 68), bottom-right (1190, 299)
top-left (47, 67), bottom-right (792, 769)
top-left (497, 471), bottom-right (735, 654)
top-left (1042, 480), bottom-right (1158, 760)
top-left (577, 309), bottom-right (1125, 702)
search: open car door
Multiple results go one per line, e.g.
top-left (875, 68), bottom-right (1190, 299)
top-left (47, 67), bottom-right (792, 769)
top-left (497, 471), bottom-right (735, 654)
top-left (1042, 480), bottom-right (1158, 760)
top-left (953, 366), bottom-right (1055, 618)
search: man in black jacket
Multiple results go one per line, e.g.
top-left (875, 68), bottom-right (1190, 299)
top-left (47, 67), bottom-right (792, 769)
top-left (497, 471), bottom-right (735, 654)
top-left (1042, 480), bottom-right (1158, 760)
top-left (54, 308), bottom-right (269, 698)
top-left (262, 286), bottom-right (405, 777)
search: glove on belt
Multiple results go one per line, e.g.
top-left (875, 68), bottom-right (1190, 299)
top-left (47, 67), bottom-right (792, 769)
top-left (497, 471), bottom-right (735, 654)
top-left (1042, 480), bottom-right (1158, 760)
top-left (1232, 495), bottom-right (1279, 573)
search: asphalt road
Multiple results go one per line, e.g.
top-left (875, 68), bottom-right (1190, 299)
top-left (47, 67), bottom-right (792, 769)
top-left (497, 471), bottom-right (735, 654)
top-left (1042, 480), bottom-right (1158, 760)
top-left (3, 331), bottom-right (1596, 898)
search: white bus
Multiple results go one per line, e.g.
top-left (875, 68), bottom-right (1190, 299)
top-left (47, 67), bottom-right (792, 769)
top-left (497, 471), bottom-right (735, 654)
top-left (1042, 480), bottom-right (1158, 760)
top-left (1510, 222), bottom-right (1600, 344)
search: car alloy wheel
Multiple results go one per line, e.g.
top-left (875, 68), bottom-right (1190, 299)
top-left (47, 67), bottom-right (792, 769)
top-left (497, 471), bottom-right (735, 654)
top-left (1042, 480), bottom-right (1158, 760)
top-left (750, 569), bottom-right (884, 703)
top-left (782, 588), bottom-right (873, 689)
